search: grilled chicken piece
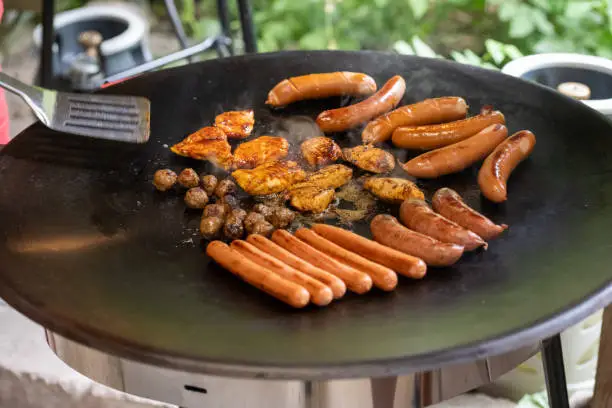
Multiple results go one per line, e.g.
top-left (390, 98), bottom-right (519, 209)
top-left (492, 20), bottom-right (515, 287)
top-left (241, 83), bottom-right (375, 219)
top-left (214, 110), bottom-right (254, 140)
top-left (300, 137), bottom-right (342, 167)
top-left (342, 145), bottom-right (395, 173)
top-left (288, 164), bottom-right (352, 213)
top-left (170, 126), bottom-right (233, 170)
top-left (232, 161), bottom-right (306, 196)
top-left (363, 177), bottom-right (424, 203)
top-left (290, 186), bottom-right (335, 213)
top-left (290, 164), bottom-right (353, 191)
top-left (233, 136), bottom-right (289, 169)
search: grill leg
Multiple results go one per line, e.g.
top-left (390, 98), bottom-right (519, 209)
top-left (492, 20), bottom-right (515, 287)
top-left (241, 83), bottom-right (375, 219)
top-left (236, 0), bottom-right (257, 53)
top-left (163, 0), bottom-right (191, 59)
top-left (41, 0), bottom-right (55, 88)
top-left (542, 334), bottom-right (570, 408)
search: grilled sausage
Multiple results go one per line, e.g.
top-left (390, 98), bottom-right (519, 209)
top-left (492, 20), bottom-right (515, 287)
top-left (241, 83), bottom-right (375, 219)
top-left (268, 207), bottom-right (296, 228)
top-left (400, 124), bottom-right (508, 179)
top-left (184, 187), bottom-right (209, 209)
top-left (153, 169), bottom-right (177, 191)
top-left (478, 130), bottom-right (537, 203)
top-left (311, 224), bottom-right (427, 279)
top-left (231, 240), bottom-right (333, 306)
top-left (391, 106), bottom-right (505, 150)
top-left (370, 214), bottom-right (464, 267)
top-left (316, 75), bottom-right (406, 133)
top-left (247, 234), bottom-right (347, 299)
top-left (224, 212), bottom-right (245, 240)
top-left (207, 241), bottom-right (310, 308)
top-left (244, 212), bottom-right (266, 233)
top-left (271, 229), bottom-right (373, 294)
top-left (214, 179), bottom-right (237, 198)
top-left (400, 199), bottom-right (486, 251)
top-left (432, 188), bottom-right (508, 241)
top-left (266, 72), bottom-right (377, 107)
top-left (295, 228), bottom-right (398, 291)
top-left (362, 97), bottom-right (469, 144)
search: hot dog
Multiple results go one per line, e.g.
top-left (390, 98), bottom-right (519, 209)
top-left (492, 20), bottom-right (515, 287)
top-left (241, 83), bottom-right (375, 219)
top-left (316, 75), bottom-right (406, 133)
top-left (400, 124), bottom-right (508, 178)
top-left (478, 130), bottom-right (537, 203)
top-left (271, 229), bottom-right (373, 294)
top-left (391, 106), bottom-right (505, 150)
top-left (311, 224), bottom-right (427, 279)
top-left (247, 234), bottom-right (347, 299)
top-left (370, 215), bottom-right (464, 267)
top-left (432, 188), bottom-right (508, 241)
top-left (362, 97), bottom-right (469, 144)
top-left (266, 72), bottom-right (377, 107)
top-left (295, 228), bottom-right (398, 291)
top-left (206, 241), bottom-right (310, 308)
top-left (399, 199), bottom-right (486, 251)
top-left (231, 240), bottom-right (333, 306)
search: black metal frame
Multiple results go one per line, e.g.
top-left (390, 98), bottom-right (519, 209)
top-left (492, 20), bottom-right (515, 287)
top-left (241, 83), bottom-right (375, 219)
top-left (39, 0), bottom-right (257, 89)
top-left (542, 334), bottom-right (570, 408)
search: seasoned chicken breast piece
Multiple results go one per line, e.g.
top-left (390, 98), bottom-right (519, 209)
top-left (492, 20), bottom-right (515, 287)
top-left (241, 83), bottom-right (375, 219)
top-left (290, 186), bottom-right (335, 213)
top-left (363, 177), bottom-right (424, 203)
top-left (290, 164), bottom-right (353, 191)
top-left (233, 136), bottom-right (289, 169)
top-left (170, 126), bottom-right (233, 170)
top-left (342, 145), bottom-right (395, 173)
top-left (214, 110), bottom-right (254, 139)
top-left (232, 161), bottom-right (306, 196)
top-left (300, 137), bottom-right (342, 167)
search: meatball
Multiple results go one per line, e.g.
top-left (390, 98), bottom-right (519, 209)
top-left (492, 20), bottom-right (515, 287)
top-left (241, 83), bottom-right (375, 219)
top-left (201, 174), bottom-right (218, 196)
top-left (250, 220), bottom-right (275, 237)
top-left (244, 212), bottom-right (266, 233)
top-left (184, 187), bottom-right (209, 209)
top-left (152, 169), bottom-right (177, 191)
top-left (223, 212), bottom-right (245, 240)
top-left (220, 195), bottom-right (240, 209)
top-left (214, 179), bottom-right (237, 198)
top-left (231, 208), bottom-right (247, 222)
top-left (268, 207), bottom-right (295, 228)
top-left (203, 203), bottom-right (228, 219)
top-left (252, 203), bottom-right (273, 219)
top-left (200, 216), bottom-right (224, 239)
top-left (178, 168), bottom-right (200, 188)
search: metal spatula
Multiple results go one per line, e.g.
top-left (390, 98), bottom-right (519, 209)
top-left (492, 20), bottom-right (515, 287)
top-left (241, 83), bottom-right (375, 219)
top-left (0, 72), bottom-right (150, 143)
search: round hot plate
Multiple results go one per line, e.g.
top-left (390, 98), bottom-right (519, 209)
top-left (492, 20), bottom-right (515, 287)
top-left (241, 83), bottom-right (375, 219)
top-left (0, 51), bottom-right (611, 379)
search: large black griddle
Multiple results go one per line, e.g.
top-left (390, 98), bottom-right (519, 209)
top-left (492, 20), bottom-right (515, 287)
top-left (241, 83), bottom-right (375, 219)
top-left (1, 51), bottom-right (611, 380)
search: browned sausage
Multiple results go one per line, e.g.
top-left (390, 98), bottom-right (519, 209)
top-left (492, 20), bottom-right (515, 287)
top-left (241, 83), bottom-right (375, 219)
top-left (266, 72), bottom-right (377, 107)
top-left (316, 75), bottom-right (406, 133)
top-left (206, 241), bottom-right (310, 308)
top-left (271, 229), bottom-right (373, 294)
top-left (370, 214), bottom-right (464, 267)
top-left (391, 107), bottom-right (505, 150)
top-left (231, 240), bottom-right (333, 306)
top-left (247, 234), bottom-right (347, 299)
top-left (362, 97), bottom-right (469, 144)
top-left (399, 199), bottom-right (486, 251)
top-left (295, 228), bottom-right (398, 291)
top-left (311, 223), bottom-right (427, 279)
top-left (432, 188), bottom-right (508, 241)
top-left (400, 124), bottom-right (508, 179)
top-left (478, 130), bottom-right (537, 203)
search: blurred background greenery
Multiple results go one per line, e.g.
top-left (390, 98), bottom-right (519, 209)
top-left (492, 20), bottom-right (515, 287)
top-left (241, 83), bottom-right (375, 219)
top-left (3, 0), bottom-right (612, 69)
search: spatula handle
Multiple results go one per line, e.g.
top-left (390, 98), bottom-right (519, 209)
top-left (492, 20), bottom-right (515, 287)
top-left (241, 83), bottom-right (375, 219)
top-left (0, 72), bottom-right (45, 120)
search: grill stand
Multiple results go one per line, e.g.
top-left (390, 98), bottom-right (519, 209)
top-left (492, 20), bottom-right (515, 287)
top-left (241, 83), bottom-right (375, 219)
top-left (45, 330), bottom-right (544, 408)
top-left (542, 334), bottom-right (570, 408)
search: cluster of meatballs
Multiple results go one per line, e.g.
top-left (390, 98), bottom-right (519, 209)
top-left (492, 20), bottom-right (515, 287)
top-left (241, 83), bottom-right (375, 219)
top-left (152, 168), bottom-right (296, 240)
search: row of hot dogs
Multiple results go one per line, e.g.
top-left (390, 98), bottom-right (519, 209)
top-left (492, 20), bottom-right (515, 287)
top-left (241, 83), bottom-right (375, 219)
top-left (267, 72), bottom-right (536, 203)
top-left (206, 187), bottom-right (507, 308)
